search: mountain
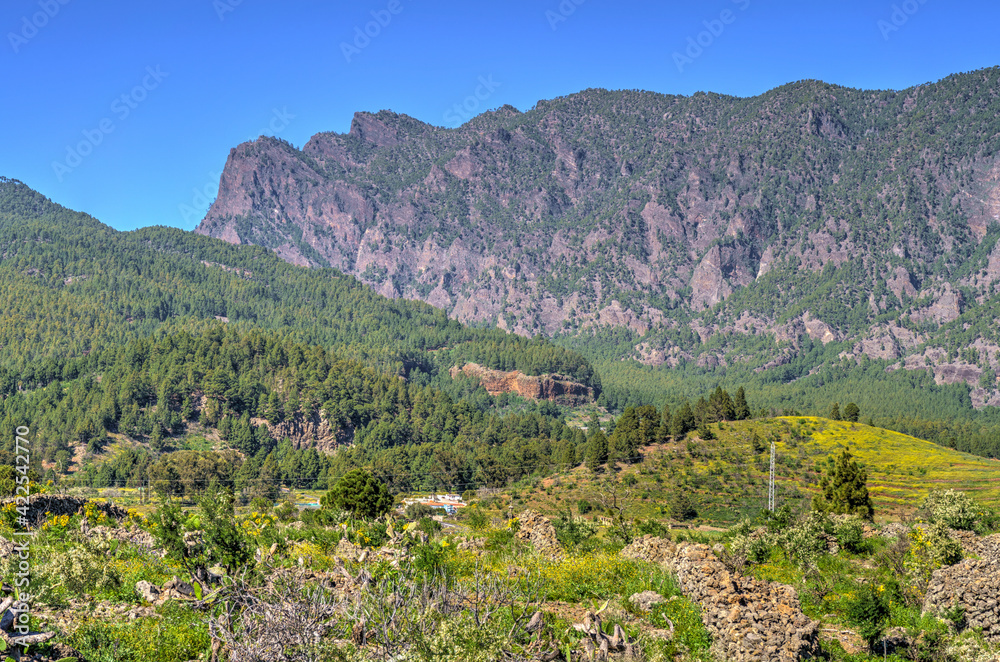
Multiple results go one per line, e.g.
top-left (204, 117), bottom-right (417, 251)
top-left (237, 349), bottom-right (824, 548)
top-left (193, 68), bottom-right (1000, 412)
top-left (0, 177), bottom-right (610, 485)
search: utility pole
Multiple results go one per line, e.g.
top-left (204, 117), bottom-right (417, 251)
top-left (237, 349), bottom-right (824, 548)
top-left (768, 439), bottom-right (776, 512)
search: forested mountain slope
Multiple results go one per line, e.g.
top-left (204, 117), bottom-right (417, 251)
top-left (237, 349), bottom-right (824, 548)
top-left (194, 68), bottom-right (1000, 413)
top-left (0, 176), bottom-right (595, 388)
top-left (0, 177), bottom-right (604, 486)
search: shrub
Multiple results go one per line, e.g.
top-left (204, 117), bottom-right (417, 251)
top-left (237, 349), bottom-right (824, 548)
top-left (41, 539), bottom-right (122, 597)
top-left (920, 489), bottom-right (981, 532)
top-left (405, 502), bottom-right (436, 521)
top-left (834, 516), bottom-right (869, 554)
top-left (249, 496), bottom-right (272, 513)
top-left (724, 519), bottom-right (772, 569)
top-left (845, 582), bottom-right (890, 651)
top-left (552, 513), bottom-right (598, 550)
top-left (417, 516), bottom-right (442, 537)
top-left (775, 512), bottom-right (833, 570)
top-left (322, 469), bottom-right (391, 520)
top-left (463, 506), bottom-right (489, 531)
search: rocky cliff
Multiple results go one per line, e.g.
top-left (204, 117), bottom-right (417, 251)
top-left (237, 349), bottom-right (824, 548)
top-left (196, 69), bottom-right (1000, 399)
top-left (449, 362), bottom-right (594, 406)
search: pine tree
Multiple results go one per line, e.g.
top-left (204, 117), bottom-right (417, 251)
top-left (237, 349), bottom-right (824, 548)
top-left (671, 402), bottom-right (695, 440)
top-left (586, 429), bottom-right (608, 473)
top-left (733, 386), bottom-right (751, 420)
top-left (813, 449), bottom-right (874, 519)
top-left (843, 402), bottom-right (860, 422)
top-left (830, 402), bottom-right (842, 421)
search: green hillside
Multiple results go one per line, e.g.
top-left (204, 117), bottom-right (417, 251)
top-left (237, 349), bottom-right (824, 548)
top-left (506, 417), bottom-right (1000, 526)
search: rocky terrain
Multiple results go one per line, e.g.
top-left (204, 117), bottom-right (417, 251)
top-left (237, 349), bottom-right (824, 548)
top-left (196, 68), bottom-right (1000, 398)
top-left (449, 362), bottom-right (595, 406)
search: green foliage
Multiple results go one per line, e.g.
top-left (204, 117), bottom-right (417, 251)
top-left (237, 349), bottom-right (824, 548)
top-left (198, 484), bottom-right (253, 575)
top-left (405, 502), bottom-right (436, 521)
top-left (649, 599), bottom-right (713, 657)
top-left (920, 489), bottom-right (982, 532)
top-left (462, 506), bottom-right (489, 531)
top-left (813, 449), bottom-right (874, 520)
top-left (844, 582), bottom-right (891, 651)
top-left (322, 469), bottom-right (392, 520)
top-left (67, 602), bottom-right (210, 662)
top-left (843, 402), bottom-right (860, 423)
top-left (551, 511), bottom-right (598, 550)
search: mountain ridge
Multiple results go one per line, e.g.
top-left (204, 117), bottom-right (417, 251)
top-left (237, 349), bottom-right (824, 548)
top-left (194, 68), bottom-right (1000, 405)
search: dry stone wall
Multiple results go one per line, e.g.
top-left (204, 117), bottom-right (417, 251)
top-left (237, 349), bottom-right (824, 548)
top-left (623, 535), bottom-right (820, 661)
top-left (924, 536), bottom-right (1000, 642)
top-left (515, 509), bottom-right (563, 558)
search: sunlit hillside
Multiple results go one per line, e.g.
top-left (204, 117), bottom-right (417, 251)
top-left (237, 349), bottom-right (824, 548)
top-left (506, 417), bottom-right (1000, 526)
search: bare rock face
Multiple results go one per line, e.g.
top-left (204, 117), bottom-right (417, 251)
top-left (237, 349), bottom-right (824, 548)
top-left (193, 78), bottom-right (1000, 387)
top-left (449, 363), bottom-right (594, 406)
top-left (801, 312), bottom-right (838, 344)
top-left (252, 413), bottom-right (351, 453)
top-left (690, 246), bottom-right (732, 310)
top-left (911, 284), bottom-right (964, 324)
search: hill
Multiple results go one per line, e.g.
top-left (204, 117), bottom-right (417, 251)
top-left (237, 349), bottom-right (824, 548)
top-left (0, 178), bottom-right (600, 485)
top-left (504, 417), bottom-right (1000, 526)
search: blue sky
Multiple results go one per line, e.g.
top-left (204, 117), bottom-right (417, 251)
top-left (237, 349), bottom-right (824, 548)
top-left (1, 0), bottom-right (998, 231)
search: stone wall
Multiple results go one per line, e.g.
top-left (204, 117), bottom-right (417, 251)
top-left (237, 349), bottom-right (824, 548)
top-left (924, 535), bottom-right (1000, 642)
top-left (515, 509), bottom-right (563, 558)
top-left (623, 535), bottom-right (820, 661)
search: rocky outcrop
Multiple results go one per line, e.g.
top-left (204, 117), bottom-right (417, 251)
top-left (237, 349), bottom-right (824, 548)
top-left (449, 363), bottom-right (594, 406)
top-left (514, 510), bottom-right (563, 558)
top-left (623, 537), bottom-right (820, 662)
top-left (690, 246), bottom-right (732, 310)
top-left (252, 413), bottom-right (352, 453)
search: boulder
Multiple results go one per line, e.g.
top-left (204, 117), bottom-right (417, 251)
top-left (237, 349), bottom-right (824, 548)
top-left (629, 590), bottom-right (667, 612)
top-left (135, 580), bottom-right (160, 603)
